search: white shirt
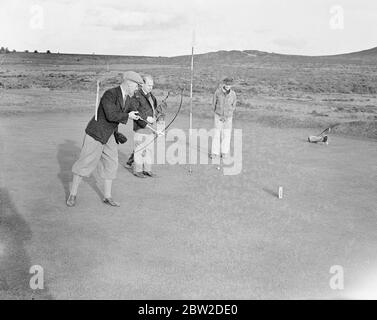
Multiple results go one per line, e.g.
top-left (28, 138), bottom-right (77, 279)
top-left (120, 86), bottom-right (127, 103)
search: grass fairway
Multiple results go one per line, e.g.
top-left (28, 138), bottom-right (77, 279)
top-left (0, 51), bottom-right (376, 299)
top-left (1, 106), bottom-right (376, 299)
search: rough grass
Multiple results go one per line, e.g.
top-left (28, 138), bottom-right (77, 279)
top-left (0, 52), bottom-right (376, 139)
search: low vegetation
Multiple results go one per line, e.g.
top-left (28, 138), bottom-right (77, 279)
top-left (0, 50), bottom-right (376, 139)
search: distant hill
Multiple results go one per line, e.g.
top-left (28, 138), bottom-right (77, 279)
top-left (332, 46), bottom-right (377, 58)
top-left (1, 46), bottom-right (376, 66)
top-left (167, 46), bottom-right (377, 64)
top-left (166, 49), bottom-right (272, 64)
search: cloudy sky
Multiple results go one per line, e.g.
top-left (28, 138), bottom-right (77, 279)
top-left (1, 0), bottom-right (376, 56)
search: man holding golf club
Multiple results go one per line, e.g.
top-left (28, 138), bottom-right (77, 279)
top-left (66, 71), bottom-right (143, 207)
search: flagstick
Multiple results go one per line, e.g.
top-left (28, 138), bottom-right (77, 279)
top-left (95, 80), bottom-right (100, 121)
top-left (189, 32), bottom-right (195, 174)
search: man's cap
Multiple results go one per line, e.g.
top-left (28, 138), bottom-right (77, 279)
top-left (123, 71), bottom-right (143, 85)
top-left (222, 77), bottom-right (234, 85)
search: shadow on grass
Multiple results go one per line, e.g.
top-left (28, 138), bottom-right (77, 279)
top-left (0, 188), bottom-right (53, 299)
top-left (263, 187), bottom-right (278, 198)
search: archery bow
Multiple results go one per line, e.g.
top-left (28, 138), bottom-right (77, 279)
top-left (133, 87), bottom-right (185, 154)
top-left (162, 87), bottom-right (184, 132)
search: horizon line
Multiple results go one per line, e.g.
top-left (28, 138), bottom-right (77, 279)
top-left (1, 45), bottom-right (376, 59)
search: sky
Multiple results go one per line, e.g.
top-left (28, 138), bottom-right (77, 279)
top-left (0, 0), bottom-right (376, 57)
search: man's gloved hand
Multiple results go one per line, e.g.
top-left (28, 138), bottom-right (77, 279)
top-left (146, 116), bottom-right (156, 124)
top-left (129, 111), bottom-right (140, 120)
top-left (114, 131), bottom-right (127, 144)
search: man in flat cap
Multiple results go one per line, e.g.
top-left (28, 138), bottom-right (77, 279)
top-left (210, 77), bottom-right (237, 159)
top-left (66, 71), bottom-right (142, 207)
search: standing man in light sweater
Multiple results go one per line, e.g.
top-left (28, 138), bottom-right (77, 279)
top-left (210, 77), bottom-right (237, 159)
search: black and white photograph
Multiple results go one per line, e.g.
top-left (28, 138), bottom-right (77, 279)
top-left (0, 0), bottom-right (376, 305)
